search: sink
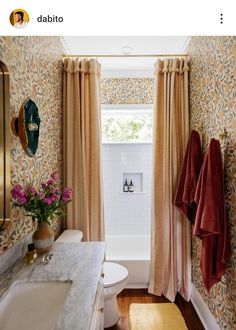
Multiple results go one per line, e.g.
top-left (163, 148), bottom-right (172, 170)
top-left (0, 280), bottom-right (72, 330)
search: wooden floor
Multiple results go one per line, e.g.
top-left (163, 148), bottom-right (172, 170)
top-left (106, 289), bottom-right (204, 330)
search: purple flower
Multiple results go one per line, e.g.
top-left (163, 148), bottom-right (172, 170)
top-left (11, 176), bottom-right (72, 220)
top-left (51, 187), bottom-right (59, 194)
top-left (43, 197), bottom-right (53, 205)
top-left (27, 186), bottom-right (37, 195)
top-left (43, 192), bottom-right (59, 205)
top-left (41, 176), bottom-right (56, 189)
top-left (61, 188), bottom-right (72, 204)
top-left (14, 184), bottom-right (23, 190)
top-left (46, 178), bottom-right (55, 186)
top-left (11, 184), bottom-right (23, 199)
top-left (64, 187), bottom-right (72, 193)
top-left (11, 185), bottom-right (27, 204)
top-left (51, 171), bottom-right (58, 180)
top-left (18, 197), bottom-right (27, 205)
top-left (51, 193), bottom-right (59, 202)
top-left (62, 196), bottom-right (70, 203)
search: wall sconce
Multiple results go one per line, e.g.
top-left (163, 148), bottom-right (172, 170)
top-left (11, 98), bottom-right (40, 157)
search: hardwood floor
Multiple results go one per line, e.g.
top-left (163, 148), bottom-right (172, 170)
top-left (106, 289), bottom-right (204, 330)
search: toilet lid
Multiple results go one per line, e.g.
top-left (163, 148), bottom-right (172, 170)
top-left (103, 262), bottom-right (128, 288)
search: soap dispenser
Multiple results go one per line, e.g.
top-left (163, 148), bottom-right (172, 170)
top-left (26, 243), bottom-right (37, 264)
top-left (129, 180), bottom-right (134, 192)
top-left (123, 179), bottom-right (129, 192)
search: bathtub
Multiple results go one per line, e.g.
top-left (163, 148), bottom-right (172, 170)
top-left (105, 235), bottom-right (150, 288)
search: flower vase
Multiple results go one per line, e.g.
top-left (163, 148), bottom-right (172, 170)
top-left (32, 222), bottom-right (54, 253)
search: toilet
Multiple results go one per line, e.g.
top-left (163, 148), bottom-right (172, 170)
top-left (55, 229), bottom-right (83, 243)
top-left (103, 261), bottom-right (128, 328)
top-left (55, 230), bottom-right (129, 328)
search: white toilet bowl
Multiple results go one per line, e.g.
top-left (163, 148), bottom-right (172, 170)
top-left (103, 262), bottom-right (128, 328)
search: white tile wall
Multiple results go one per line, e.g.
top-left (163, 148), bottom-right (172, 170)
top-left (102, 143), bottom-right (152, 236)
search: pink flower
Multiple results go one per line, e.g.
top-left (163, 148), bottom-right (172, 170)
top-left (61, 188), bottom-right (72, 204)
top-left (51, 171), bottom-right (58, 180)
top-left (18, 197), bottom-right (27, 205)
top-left (42, 176), bottom-right (56, 189)
top-left (51, 193), bottom-right (59, 202)
top-left (11, 185), bottom-right (27, 204)
top-left (43, 197), bottom-right (53, 205)
top-left (46, 178), bottom-right (55, 186)
top-left (14, 184), bottom-right (23, 190)
top-left (11, 184), bottom-right (23, 199)
top-left (64, 188), bottom-right (72, 193)
top-left (43, 192), bottom-right (59, 205)
top-left (27, 186), bottom-right (37, 195)
top-left (51, 187), bottom-right (59, 194)
top-left (11, 175), bottom-right (72, 221)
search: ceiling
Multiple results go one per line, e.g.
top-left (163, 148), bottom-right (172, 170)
top-left (63, 36), bottom-right (189, 76)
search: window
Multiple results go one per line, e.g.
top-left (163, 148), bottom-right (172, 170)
top-left (101, 105), bottom-right (153, 143)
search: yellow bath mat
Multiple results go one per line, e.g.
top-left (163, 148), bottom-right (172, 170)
top-left (129, 303), bottom-right (188, 330)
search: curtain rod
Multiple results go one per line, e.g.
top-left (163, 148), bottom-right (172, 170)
top-left (63, 54), bottom-right (188, 58)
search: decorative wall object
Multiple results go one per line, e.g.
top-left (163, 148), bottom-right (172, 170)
top-left (0, 36), bottom-right (65, 254)
top-left (101, 78), bottom-right (154, 104)
top-left (188, 36), bottom-right (236, 330)
top-left (11, 98), bottom-right (40, 157)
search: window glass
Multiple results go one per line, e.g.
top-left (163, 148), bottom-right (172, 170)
top-left (101, 107), bottom-right (153, 143)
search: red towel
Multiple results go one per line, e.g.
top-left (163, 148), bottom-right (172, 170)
top-left (193, 139), bottom-right (228, 292)
top-left (174, 130), bottom-right (202, 223)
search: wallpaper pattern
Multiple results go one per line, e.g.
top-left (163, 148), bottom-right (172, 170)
top-left (188, 36), bottom-right (236, 329)
top-left (0, 37), bottom-right (65, 254)
top-left (101, 78), bottom-right (154, 104)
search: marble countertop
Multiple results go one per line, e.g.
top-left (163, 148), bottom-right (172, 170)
top-left (0, 242), bottom-right (105, 330)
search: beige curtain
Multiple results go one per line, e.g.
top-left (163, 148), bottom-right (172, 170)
top-left (63, 58), bottom-right (104, 241)
top-left (148, 58), bottom-right (191, 301)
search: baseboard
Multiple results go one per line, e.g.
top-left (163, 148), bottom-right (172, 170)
top-left (126, 283), bottom-right (148, 289)
top-left (191, 284), bottom-right (220, 330)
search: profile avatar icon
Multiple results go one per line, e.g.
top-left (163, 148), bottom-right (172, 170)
top-left (10, 9), bottom-right (29, 29)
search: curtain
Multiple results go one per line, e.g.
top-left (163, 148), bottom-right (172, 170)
top-left (63, 58), bottom-right (104, 241)
top-left (148, 58), bottom-right (191, 301)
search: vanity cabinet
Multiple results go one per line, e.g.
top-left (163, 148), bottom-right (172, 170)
top-left (90, 275), bottom-right (104, 330)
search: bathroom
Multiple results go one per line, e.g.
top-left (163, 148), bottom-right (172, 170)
top-left (0, 36), bottom-right (235, 330)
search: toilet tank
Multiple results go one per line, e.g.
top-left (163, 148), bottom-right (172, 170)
top-left (55, 230), bottom-right (83, 243)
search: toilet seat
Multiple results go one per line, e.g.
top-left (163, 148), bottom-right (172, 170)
top-left (104, 262), bottom-right (128, 288)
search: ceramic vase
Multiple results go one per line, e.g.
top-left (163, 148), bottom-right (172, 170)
top-left (32, 222), bottom-right (54, 253)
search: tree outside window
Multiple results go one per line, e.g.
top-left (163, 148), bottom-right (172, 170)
top-left (102, 108), bottom-right (153, 143)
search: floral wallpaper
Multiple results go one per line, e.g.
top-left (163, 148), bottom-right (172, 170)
top-left (0, 37), bottom-right (65, 254)
top-left (101, 78), bottom-right (154, 104)
top-left (188, 36), bottom-right (236, 329)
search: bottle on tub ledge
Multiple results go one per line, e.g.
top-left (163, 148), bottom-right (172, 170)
top-left (123, 179), bottom-right (129, 192)
top-left (128, 180), bottom-right (134, 192)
